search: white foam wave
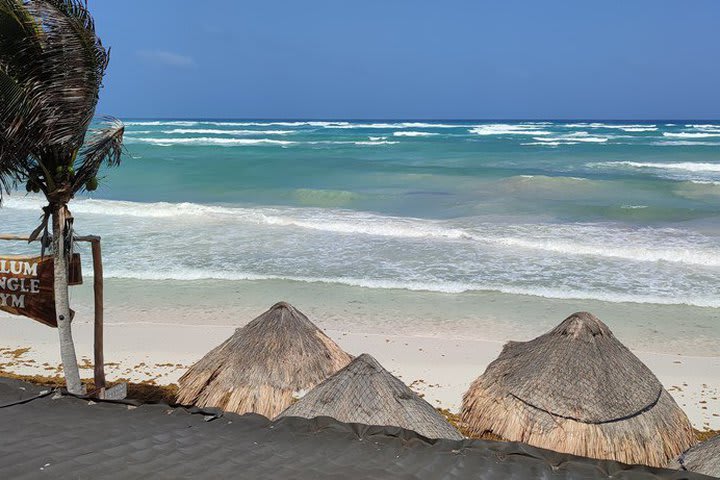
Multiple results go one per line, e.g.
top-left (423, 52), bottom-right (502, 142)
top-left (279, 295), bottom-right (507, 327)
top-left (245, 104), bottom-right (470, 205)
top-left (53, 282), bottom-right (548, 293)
top-left (128, 121), bottom-right (467, 130)
top-left (260, 214), bottom-right (466, 239)
top-left (522, 141), bottom-right (567, 146)
top-left (3, 196), bottom-right (236, 218)
top-left (124, 121), bottom-right (199, 127)
top-left (591, 161), bottom-right (720, 173)
top-left (125, 120), bottom-right (352, 128)
top-left (485, 235), bottom-right (720, 267)
top-left (686, 180), bottom-right (720, 186)
top-left (100, 268), bottom-right (720, 307)
top-left (302, 140), bottom-right (398, 146)
top-left (619, 127), bottom-right (657, 132)
top-left (103, 269), bottom-right (477, 293)
top-left (124, 136), bottom-right (400, 147)
top-left (487, 285), bottom-right (719, 307)
top-left (392, 131), bottom-right (439, 137)
top-left (663, 132), bottom-right (720, 138)
top-left (686, 124), bottom-right (720, 131)
top-left (533, 132), bottom-right (608, 143)
top-left (2, 197), bottom-right (469, 240)
top-left (653, 141), bottom-right (720, 147)
top-left (332, 122), bottom-right (469, 129)
top-left (565, 123), bottom-right (657, 132)
top-left (469, 125), bottom-right (551, 136)
top-left (353, 140), bottom-right (399, 145)
top-left (125, 137), bottom-right (296, 146)
top-left (7, 196), bottom-right (720, 268)
top-left (159, 129), bottom-right (295, 135)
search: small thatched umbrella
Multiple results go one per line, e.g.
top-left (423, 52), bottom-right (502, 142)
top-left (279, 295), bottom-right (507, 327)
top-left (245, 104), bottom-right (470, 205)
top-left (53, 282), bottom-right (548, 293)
top-left (177, 302), bottom-right (352, 418)
top-left (461, 312), bottom-right (696, 467)
top-left (278, 353), bottom-right (463, 440)
top-left (668, 435), bottom-right (720, 478)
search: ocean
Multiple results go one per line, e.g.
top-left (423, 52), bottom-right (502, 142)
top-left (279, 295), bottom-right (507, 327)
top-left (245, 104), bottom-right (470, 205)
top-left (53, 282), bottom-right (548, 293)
top-left (2, 120), bottom-right (720, 354)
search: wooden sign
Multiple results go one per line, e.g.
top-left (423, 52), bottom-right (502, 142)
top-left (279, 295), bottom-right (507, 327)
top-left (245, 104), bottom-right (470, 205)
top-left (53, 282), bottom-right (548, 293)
top-left (0, 254), bottom-right (82, 327)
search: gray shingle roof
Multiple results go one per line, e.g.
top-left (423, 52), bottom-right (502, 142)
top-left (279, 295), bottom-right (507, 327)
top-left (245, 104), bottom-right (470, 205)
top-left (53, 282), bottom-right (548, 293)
top-left (0, 378), bottom-right (711, 480)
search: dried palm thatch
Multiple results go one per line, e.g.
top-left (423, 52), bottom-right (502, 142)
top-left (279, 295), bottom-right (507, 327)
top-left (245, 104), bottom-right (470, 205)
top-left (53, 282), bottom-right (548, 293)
top-left (177, 302), bottom-right (352, 418)
top-left (461, 312), bottom-right (696, 467)
top-left (279, 353), bottom-right (463, 440)
top-left (668, 434), bottom-right (720, 478)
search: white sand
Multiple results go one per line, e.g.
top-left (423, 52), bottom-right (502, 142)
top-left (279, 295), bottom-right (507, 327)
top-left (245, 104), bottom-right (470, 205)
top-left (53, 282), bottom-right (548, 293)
top-left (2, 317), bottom-right (718, 430)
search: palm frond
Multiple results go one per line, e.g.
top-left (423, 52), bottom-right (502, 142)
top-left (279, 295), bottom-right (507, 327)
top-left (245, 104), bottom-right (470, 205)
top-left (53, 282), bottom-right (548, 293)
top-left (0, 1), bottom-right (44, 64)
top-left (0, 0), bottom-right (113, 203)
top-left (0, 1), bottom-right (46, 179)
top-left (73, 118), bottom-right (125, 193)
top-left (22, 0), bottom-right (109, 149)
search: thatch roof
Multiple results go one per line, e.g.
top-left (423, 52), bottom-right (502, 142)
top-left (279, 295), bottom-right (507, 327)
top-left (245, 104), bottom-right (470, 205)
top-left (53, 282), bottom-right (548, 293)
top-left (278, 353), bottom-right (463, 440)
top-left (461, 312), bottom-right (696, 467)
top-left (176, 302), bottom-right (352, 418)
top-left (668, 434), bottom-right (720, 478)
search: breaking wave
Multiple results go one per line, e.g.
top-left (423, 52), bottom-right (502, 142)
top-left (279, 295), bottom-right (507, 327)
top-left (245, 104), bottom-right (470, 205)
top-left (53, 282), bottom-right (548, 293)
top-left (591, 161), bottom-right (720, 173)
top-left (6, 196), bottom-right (720, 267)
top-left (100, 268), bottom-right (720, 307)
top-left (532, 132), bottom-right (609, 144)
top-left (565, 123), bottom-right (657, 132)
top-left (663, 132), bottom-right (720, 139)
top-left (125, 137), bottom-right (296, 146)
top-left (392, 131), bottom-right (439, 137)
top-left (469, 125), bottom-right (551, 136)
top-left (652, 141), bottom-right (720, 147)
top-left (124, 120), bottom-right (352, 128)
top-left (159, 129), bottom-right (295, 135)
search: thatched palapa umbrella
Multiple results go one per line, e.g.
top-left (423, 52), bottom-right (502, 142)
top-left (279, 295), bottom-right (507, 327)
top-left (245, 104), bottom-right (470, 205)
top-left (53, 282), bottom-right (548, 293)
top-left (668, 435), bottom-right (720, 478)
top-left (279, 353), bottom-right (463, 440)
top-left (461, 312), bottom-right (695, 467)
top-left (177, 302), bottom-right (352, 418)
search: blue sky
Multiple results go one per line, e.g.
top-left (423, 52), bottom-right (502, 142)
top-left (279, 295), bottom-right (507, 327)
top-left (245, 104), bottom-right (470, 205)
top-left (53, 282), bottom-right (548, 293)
top-left (92, 0), bottom-right (719, 119)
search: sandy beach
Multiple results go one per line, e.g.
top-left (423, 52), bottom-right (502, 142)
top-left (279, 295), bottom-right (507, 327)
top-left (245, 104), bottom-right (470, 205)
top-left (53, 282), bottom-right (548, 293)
top-left (2, 277), bottom-right (718, 431)
top-left (2, 1), bottom-right (720, 477)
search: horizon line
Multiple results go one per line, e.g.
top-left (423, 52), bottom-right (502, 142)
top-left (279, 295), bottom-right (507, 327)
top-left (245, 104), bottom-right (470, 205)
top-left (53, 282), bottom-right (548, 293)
top-left (103, 117), bottom-right (720, 122)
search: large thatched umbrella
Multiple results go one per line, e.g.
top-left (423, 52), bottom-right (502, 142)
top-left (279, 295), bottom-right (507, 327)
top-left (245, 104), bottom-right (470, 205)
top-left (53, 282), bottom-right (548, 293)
top-left (461, 312), bottom-right (695, 467)
top-left (177, 302), bottom-right (352, 418)
top-left (278, 353), bottom-right (463, 440)
top-left (668, 435), bottom-right (720, 478)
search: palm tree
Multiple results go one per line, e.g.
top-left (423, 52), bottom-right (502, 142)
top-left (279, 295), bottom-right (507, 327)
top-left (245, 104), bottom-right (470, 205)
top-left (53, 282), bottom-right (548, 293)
top-left (0, 0), bottom-right (124, 394)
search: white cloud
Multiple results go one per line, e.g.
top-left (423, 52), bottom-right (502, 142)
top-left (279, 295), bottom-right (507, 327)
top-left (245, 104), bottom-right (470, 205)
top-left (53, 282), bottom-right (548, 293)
top-left (138, 50), bottom-right (196, 68)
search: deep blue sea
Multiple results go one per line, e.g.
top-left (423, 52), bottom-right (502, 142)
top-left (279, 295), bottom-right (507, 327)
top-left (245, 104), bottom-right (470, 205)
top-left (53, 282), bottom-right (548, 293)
top-left (4, 120), bottom-right (720, 308)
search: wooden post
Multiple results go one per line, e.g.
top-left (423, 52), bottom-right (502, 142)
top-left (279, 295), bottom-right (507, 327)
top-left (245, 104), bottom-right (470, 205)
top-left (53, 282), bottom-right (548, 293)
top-left (91, 238), bottom-right (105, 390)
top-left (1, 233), bottom-right (106, 390)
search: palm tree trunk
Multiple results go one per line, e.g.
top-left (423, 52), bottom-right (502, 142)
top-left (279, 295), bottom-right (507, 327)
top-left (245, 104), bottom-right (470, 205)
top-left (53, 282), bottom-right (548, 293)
top-left (51, 204), bottom-right (82, 394)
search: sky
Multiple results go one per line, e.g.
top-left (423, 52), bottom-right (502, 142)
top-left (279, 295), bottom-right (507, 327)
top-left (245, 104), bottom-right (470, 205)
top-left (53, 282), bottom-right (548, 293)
top-left (92, 0), bottom-right (720, 120)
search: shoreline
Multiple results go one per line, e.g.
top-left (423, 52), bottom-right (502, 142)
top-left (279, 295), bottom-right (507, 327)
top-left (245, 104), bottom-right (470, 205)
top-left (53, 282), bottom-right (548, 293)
top-left (50, 277), bottom-right (720, 355)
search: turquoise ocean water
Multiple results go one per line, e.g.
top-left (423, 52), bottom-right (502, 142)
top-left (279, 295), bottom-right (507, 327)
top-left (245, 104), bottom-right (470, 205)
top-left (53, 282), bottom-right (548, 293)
top-left (3, 120), bottom-right (720, 312)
